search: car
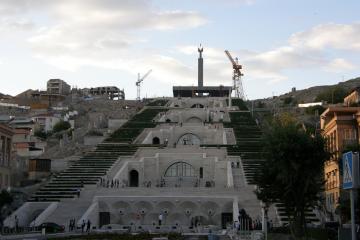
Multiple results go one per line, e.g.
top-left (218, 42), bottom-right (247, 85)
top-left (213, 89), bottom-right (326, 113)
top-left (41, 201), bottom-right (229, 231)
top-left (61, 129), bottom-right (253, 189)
top-left (38, 222), bottom-right (65, 233)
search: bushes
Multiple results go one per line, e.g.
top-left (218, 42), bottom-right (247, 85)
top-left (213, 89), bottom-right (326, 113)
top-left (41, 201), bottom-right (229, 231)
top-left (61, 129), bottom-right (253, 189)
top-left (53, 121), bottom-right (71, 133)
top-left (304, 105), bottom-right (326, 115)
top-left (34, 129), bottom-right (52, 139)
top-left (315, 86), bottom-right (347, 104)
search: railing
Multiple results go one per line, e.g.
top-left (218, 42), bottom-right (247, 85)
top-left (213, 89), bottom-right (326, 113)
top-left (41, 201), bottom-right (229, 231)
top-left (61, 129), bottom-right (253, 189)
top-left (1, 226), bottom-right (42, 235)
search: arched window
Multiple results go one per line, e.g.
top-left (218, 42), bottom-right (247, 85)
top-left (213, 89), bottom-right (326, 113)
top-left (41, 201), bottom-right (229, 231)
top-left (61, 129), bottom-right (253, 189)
top-left (191, 104), bottom-right (204, 108)
top-left (165, 162), bottom-right (195, 177)
top-left (177, 133), bottom-right (201, 145)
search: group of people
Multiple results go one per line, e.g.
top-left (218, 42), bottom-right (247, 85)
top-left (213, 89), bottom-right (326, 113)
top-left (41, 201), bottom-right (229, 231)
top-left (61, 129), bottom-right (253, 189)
top-left (68, 219), bottom-right (91, 233)
top-left (68, 218), bottom-right (76, 231)
top-left (99, 178), bottom-right (125, 188)
top-left (233, 209), bottom-right (273, 232)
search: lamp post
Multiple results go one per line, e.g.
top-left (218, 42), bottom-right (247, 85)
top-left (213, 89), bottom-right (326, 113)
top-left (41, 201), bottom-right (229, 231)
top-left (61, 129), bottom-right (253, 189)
top-left (261, 201), bottom-right (268, 240)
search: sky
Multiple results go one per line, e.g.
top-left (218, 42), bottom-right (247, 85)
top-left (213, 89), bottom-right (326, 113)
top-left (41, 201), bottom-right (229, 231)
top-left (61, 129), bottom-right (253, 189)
top-left (0, 0), bottom-right (359, 100)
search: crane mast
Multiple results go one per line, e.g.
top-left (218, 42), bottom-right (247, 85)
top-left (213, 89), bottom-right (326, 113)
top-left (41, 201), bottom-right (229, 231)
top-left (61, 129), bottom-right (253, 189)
top-left (136, 69), bottom-right (152, 101)
top-left (224, 50), bottom-right (245, 99)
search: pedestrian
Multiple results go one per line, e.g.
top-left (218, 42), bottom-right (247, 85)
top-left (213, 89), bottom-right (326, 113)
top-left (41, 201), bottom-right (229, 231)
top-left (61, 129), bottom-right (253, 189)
top-left (68, 219), bottom-right (72, 231)
top-left (158, 213), bottom-right (163, 226)
top-left (81, 219), bottom-right (85, 233)
top-left (86, 219), bottom-right (91, 232)
top-left (14, 215), bottom-right (19, 233)
top-left (77, 188), bottom-right (80, 198)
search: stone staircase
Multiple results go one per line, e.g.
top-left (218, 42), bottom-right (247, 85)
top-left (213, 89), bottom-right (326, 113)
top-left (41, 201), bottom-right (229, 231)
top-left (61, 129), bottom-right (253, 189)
top-left (226, 99), bottom-right (320, 226)
top-left (225, 111), bottom-right (264, 185)
top-left (29, 143), bottom-right (138, 202)
top-left (29, 107), bottom-right (167, 202)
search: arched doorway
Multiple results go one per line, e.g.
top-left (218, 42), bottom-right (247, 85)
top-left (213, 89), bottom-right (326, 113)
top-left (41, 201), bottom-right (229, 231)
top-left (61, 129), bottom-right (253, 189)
top-left (186, 116), bottom-right (203, 123)
top-left (129, 170), bottom-right (139, 187)
top-left (152, 137), bottom-right (160, 144)
top-left (177, 133), bottom-right (201, 145)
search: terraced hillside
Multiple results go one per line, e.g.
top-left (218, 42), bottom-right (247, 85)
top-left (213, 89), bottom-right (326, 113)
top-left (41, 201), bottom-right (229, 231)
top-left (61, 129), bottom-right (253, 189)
top-left (30, 104), bottom-right (168, 202)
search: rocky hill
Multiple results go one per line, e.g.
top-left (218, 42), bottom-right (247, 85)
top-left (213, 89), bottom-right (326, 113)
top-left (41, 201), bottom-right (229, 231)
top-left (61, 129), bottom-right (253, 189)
top-left (281, 77), bottom-right (360, 103)
top-left (0, 92), bottom-right (12, 99)
top-left (254, 77), bottom-right (360, 107)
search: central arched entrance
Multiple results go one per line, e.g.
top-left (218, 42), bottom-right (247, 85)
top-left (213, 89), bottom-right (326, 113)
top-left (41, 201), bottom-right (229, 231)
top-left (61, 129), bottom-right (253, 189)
top-left (177, 133), bottom-right (201, 145)
top-left (186, 116), bottom-right (203, 123)
top-left (129, 170), bottom-right (139, 187)
top-left (164, 161), bottom-right (197, 187)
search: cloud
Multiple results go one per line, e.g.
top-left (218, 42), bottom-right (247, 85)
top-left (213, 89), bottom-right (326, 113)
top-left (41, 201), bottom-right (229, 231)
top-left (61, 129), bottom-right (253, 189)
top-left (324, 58), bottom-right (356, 73)
top-left (289, 23), bottom-right (360, 51)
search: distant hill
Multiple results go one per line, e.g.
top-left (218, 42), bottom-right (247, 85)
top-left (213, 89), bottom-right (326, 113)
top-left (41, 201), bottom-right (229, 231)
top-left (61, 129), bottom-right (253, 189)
top-left (0, 92), bottom-right (12, 99)
top-left (260, 77), bottom-right (360, 104)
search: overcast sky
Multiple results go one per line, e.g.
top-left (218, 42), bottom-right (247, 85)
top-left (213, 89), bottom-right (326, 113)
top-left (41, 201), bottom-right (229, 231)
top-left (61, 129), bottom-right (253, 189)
top-left (0, 0), bottom-right (359, 100)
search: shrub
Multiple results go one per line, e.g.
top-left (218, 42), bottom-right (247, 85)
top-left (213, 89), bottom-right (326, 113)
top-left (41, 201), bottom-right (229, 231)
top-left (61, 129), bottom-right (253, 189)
top-left (53, 121), bottom-right (71, 133)
top-left (315, 87), bottom-right (347, 104)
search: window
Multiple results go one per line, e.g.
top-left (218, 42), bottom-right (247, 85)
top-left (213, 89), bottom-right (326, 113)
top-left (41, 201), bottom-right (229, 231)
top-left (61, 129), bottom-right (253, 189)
top-left (165, 162), bottom-right (195, 177)
top-left (200, 167), bottom-right (203, 179)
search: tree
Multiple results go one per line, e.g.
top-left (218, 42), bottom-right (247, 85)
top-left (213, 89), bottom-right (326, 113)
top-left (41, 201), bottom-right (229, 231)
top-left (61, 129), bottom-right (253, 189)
top-left (52, 121), bottom-right (71, 133)
top-left (0, 190), bottom-right (13, 228)
top-left (315, 87), bottom-right (347, 104)
top-left (255, 119), bottom-right (329, 239)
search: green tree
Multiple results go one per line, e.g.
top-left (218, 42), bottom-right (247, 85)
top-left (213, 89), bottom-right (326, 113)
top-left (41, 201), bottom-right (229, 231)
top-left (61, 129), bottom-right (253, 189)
top-left (255, 120), bottom-right (328, 239)
top-left (52, 121), bottom-right (71, 133)
top-left (0, 190), bottom-right (13, 227)
top-left (315, 87), bottom-right (347, 104)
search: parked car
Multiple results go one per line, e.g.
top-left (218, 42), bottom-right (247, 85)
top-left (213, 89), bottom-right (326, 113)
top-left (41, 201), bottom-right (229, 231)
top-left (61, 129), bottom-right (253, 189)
top-left (38, 222), bottom-right (65, 233)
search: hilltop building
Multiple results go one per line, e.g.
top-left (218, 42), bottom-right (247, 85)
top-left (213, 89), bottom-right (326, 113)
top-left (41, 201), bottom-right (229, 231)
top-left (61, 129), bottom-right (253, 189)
top-left (47, 79), bottom-right (71, 95)
top-left (89, 86), bottom-right (125, 100)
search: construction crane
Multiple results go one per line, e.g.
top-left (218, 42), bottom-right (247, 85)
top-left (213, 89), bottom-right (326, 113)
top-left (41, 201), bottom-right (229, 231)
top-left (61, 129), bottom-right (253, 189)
top-left (224, 50), bottom-right (245, 99)
top-left (136, 69), bottom-right (152, 101)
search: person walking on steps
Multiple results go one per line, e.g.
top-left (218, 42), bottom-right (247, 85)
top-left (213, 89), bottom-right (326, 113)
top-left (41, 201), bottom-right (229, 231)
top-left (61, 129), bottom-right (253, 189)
top-left (158, 213), bottom-right (163, 226)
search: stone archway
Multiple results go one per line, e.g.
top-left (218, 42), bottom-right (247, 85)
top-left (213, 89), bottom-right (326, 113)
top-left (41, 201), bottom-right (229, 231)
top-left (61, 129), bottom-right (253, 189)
top-left (129, 170), bottom-right (139, 187)
top-left (177, 133), bottom-right (201, 145)
top-left (152, 137), bottom-right (160, 144)
top-left (185, 116), bottom-right (203, 123)
top-left (191, 103), bottom-right (204, 108)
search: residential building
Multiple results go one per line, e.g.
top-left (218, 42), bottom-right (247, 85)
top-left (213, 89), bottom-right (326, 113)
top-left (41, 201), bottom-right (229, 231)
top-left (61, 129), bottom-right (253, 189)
top-left (89, 86), bottom-right (125, 100)
top-left (320, 106), bottom-right (360, 219)
top-left (47, 79), bottom-right (71, 95)
top-left (0, 124), bottom-right (14, 190)
top-left (344, 87), bottom-right (360, 107)
top-left (32, 114), bottom-right (61, 133)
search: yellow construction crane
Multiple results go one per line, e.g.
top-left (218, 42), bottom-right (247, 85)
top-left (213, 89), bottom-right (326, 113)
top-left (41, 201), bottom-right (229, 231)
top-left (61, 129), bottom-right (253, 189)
top-left (225, 50), bottom-right (245, 99)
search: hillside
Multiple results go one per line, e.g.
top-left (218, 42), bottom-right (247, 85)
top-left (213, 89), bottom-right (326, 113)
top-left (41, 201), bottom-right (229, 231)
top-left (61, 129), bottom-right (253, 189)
top-left (282, 77), bottom-right (360, 103)
top-left (253, 77), bottom-right (360, 107)
top-left (0, 92), bottom-right (12, 99)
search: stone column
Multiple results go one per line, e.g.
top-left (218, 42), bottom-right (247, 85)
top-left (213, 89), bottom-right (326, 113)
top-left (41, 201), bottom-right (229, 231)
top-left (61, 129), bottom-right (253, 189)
top-left (233, 198), bottom-right (239, 222)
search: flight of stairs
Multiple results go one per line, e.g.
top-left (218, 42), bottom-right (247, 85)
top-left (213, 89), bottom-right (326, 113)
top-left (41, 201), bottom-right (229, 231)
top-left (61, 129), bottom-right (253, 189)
top-left (29, 107), bottom-right (168, 202)
top-left (226, 99), bottom-right (320, 225)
